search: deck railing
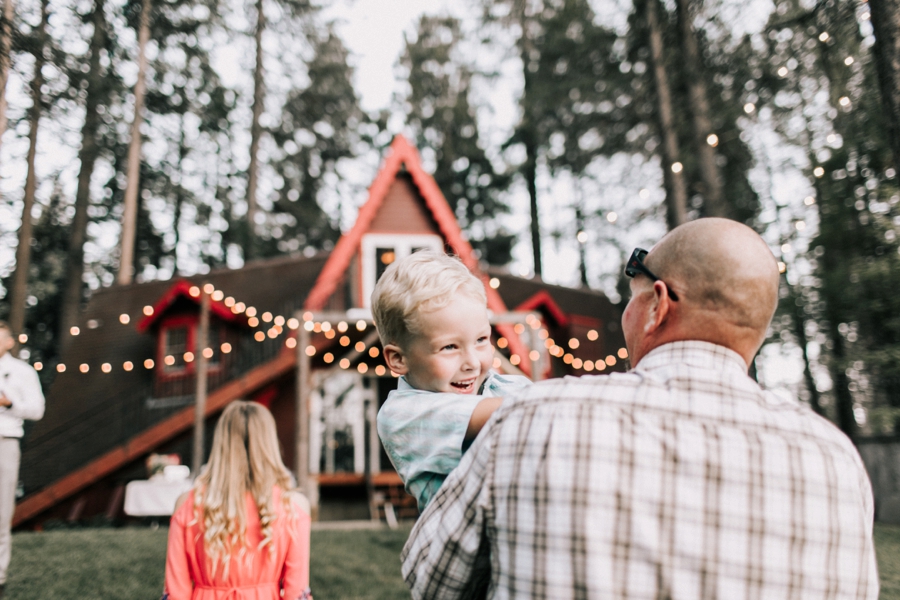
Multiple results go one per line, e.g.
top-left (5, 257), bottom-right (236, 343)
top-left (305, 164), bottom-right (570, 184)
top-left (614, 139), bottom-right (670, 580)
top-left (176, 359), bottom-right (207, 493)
top-left (19, 298), bottom-right (304, 496)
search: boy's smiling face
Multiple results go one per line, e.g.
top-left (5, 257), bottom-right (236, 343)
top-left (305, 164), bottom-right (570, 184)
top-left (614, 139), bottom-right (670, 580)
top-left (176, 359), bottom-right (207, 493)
top-left (385, 294), bottom-right (494, 394)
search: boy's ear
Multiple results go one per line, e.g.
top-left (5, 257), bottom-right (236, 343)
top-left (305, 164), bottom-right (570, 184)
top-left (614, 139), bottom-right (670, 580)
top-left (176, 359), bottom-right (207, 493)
top-left (382, 344), bottom-right (409, 375)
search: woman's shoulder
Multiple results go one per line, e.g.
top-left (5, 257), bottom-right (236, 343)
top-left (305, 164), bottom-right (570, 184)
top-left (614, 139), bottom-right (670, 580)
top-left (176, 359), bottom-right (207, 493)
top-left (172, 488), bottom-right (196, 520)
top-left (281, 489), bottom-right (311, 517)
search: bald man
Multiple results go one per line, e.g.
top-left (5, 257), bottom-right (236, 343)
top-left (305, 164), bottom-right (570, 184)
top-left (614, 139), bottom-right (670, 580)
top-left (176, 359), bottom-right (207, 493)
top-left (402, 219), bottom-right (878, 599)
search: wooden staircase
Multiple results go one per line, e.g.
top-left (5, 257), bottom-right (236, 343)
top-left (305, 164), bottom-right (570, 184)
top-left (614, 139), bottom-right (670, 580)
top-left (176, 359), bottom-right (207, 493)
top-left (13, 350), bottom-right (296, 527)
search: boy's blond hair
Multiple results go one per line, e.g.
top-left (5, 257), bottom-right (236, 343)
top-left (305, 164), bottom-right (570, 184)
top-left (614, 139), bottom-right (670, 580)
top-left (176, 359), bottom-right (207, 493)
top-left (371, 250), bottom-right (487, 347)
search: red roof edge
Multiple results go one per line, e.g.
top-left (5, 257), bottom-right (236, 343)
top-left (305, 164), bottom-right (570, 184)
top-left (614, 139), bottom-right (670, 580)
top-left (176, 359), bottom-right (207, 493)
top-left (514, 290), bottom-right (571, 328)
top-left (136, 280), bottom-right (248, 333)
top-left (303, 137), bottom-right (407, 311)
top-left (302, 134), bottom-right (530, 376)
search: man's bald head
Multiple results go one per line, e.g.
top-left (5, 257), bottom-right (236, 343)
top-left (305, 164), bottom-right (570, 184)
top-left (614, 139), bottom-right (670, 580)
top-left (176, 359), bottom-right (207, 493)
top-left (623, 218), bottom-right (780, 367)
top-left (648, 218), bottom-right (780, 333)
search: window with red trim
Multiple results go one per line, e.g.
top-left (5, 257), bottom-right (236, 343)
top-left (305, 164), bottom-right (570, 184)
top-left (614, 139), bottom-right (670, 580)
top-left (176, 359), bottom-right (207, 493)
top-left (163, 325), bottom-right (189, 374)
top-left (157, 315), bottom-right (225, 381)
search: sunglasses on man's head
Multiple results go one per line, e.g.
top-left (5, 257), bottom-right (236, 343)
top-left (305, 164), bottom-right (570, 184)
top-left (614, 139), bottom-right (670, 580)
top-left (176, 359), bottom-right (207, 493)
top-left (625, 248), bottom-right (679, 301)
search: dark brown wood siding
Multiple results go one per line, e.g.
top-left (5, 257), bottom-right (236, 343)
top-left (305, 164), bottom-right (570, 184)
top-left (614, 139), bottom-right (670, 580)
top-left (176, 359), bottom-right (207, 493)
top-left (368, 173), bottom-right (441, 235)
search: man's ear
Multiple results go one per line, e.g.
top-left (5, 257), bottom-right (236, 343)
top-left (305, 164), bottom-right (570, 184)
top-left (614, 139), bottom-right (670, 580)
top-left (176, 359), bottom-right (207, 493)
top-left (644, 280), bottom-right (672, 334)
top-left (382, 344), bottom-right (408, 375)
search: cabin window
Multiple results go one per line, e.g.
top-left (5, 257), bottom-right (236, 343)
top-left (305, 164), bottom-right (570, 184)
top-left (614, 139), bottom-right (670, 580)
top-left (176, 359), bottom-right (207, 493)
top-left (157, 316), bottom-right (225, 380)
top-left (360, 234), bottom-right (443, 307)
top-left (163, 325), bottom-right (189, 373)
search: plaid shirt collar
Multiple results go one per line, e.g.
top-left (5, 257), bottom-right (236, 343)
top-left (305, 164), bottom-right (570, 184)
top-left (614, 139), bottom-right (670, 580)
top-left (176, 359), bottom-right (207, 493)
top-left (634, 340), bottom-right (748, 377)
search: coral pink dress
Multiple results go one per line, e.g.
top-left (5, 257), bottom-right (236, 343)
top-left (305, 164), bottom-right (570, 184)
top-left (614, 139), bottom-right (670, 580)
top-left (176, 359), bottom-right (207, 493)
top-left (163, 487), bottom-right (311, 600)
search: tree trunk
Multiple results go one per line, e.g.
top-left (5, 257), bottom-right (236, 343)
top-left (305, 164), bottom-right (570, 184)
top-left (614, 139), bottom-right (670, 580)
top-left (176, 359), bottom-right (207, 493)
top-left (60, 0), bottom-right (107, 349)
top-left (785, 281), bottom-right (824, 415)
top-left (516, 3), bottom-right (542, 278)
top-left (117, 0), bottom-right (152, 286)
top-left (245, 0), bottom-right (265, 260)
top-left (827, 317), bottom-right (857, 438)
top-left (646, 0), bottom-right (688, 230)
top-left (524, 133), bottom-right (542, 278)
top-left (0, 0), bottom-right (15, 161)
top-left (869, 0), bottom-right (900, 178)
top-left (674, 0), bottom-right (727, 218)
top-left (575, 204), bottom-right (588, 287)
top-left (172, 114), bottom-right (187, 273)
top-left (7, 0), bottom-right (47, 345)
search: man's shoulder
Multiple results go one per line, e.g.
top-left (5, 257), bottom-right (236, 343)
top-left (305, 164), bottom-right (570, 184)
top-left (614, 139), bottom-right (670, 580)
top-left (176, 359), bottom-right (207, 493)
top-left (521, 371), bottom-right (640, 395)
top-left (0, 354), bottom-right (36, 374)
top-left (498, 371), bottom-right (642, 412)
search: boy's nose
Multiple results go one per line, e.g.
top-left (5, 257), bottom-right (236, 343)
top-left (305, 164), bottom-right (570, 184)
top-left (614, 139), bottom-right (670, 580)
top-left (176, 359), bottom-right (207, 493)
top-left (461, 348), bottom-right (479, 369)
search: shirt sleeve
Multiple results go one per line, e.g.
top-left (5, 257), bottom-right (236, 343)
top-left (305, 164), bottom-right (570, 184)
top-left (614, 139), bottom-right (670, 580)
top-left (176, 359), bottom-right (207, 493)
top-left (401, 408), bottom-right (497, 599)
top-left (163, 501), bottom-right (194, 600)
top-left (482, 373), bottom-right (532, 400)
top-left (281, 503), bottom-right (312, 600)
top-left (4, 362), bottom-right (45, 421)
top-left (377, 389), bottom-right (482, 509)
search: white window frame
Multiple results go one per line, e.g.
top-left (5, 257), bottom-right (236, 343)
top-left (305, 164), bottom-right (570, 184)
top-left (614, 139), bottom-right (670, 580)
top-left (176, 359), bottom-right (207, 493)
top-left (360, 233), bottom-right (444, 308)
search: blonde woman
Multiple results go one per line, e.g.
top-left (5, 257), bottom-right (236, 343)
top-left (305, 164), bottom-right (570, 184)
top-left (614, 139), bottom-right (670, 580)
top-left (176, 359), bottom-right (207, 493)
top-left (163, 401), bottom-right (312, 600)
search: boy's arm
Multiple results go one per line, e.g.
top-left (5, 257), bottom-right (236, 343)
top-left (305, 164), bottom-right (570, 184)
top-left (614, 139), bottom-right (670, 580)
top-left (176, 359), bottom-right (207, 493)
top-left (464, 397), bottom-right (502, 442)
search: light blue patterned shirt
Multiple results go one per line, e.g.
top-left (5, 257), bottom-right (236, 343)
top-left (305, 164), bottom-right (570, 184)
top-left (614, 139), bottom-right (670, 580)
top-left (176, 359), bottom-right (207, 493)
top-left (377, 370), bottom-right (532, 510)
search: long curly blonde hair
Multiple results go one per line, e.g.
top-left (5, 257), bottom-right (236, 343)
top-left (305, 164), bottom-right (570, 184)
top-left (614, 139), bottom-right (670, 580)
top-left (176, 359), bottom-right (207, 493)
top-left (192, 401), bottom-right (294, 575)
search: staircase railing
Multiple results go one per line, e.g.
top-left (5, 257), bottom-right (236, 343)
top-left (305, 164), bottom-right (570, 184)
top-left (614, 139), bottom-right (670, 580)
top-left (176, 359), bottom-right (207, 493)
top-left (20, 298), bottom-right (304, 496)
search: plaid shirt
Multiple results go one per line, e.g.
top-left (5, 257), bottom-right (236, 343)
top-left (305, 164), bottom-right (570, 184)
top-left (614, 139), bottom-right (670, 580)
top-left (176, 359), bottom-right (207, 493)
top-left (378, 371), bottom-right (532, 510)
top-left (402, 341), bottom-right (879, 599)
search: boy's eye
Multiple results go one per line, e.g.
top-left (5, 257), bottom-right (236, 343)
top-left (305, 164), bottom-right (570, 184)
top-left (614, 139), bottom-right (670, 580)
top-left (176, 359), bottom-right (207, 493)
top-left (441, 344), bottom-right (457, 351)
top-left (477, 336), bottom-right (489, 344)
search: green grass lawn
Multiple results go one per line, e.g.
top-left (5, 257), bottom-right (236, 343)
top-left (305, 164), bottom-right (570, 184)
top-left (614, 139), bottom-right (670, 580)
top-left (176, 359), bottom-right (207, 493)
top-left (6, 523), bottom-right (900, 599)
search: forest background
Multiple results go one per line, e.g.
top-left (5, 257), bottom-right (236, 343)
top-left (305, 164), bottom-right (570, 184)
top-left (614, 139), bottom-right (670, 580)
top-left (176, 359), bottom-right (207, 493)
top-left (0, 0), bottom-right (898, 441)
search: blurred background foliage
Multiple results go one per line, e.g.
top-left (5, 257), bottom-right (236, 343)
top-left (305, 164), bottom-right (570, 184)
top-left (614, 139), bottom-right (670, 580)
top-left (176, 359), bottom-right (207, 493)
top-left (0, 0), bottom-right (898, 439)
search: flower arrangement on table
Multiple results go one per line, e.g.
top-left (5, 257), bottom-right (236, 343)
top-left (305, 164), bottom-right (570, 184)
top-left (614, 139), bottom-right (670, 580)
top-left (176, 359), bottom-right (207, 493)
top-left (146, 453), bottom-right (181, 479)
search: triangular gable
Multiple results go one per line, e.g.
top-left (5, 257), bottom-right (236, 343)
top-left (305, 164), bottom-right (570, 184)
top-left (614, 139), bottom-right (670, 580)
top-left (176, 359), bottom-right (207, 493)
top-left (514, 290), bottom-right (570, 328)
top-left (303, 134), bottom-right (532, 375)
top-left (136, 279), bottom-right (249, 333)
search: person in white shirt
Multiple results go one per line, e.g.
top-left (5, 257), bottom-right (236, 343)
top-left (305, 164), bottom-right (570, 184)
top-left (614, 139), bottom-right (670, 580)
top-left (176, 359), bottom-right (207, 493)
top-left (0, 321), bottom-right (44, 598)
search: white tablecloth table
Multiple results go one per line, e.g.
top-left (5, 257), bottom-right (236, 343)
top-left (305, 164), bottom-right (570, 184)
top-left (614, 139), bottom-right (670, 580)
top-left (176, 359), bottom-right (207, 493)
top-left (123, 479), bottom-right (193, 517)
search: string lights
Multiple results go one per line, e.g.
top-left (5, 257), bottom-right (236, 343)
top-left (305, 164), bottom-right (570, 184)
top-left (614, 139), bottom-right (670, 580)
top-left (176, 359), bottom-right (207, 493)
top-left (32, 281), bottom-right (629, 378)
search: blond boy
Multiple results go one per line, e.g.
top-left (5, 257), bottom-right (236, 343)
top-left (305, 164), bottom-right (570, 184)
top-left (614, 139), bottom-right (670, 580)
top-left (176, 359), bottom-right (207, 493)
top-left (372, 251), bottom-right (531, 510)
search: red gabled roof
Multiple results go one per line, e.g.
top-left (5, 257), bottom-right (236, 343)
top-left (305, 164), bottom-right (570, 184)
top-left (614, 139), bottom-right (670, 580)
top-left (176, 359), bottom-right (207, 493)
top-left (303, 134), bottom-right (532, 375)
top-left (514, 290), bottom-right (570, 328)
top-left (136, 279), bottom-right (249, 333)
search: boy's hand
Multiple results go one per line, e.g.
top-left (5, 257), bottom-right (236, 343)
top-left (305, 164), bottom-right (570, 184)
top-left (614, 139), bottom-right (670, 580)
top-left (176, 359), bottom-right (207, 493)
top-left (465, 397), bottom-right (503, 442)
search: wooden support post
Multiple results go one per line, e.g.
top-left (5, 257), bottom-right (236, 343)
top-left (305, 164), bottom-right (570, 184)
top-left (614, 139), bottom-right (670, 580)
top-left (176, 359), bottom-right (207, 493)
top-left (295, 313), bottom-right (317, 519)
top-left (367, 396), bottom-right (380, 476)
top-left (105, 483), bottom-right (125, 521)
top-left (192, 287), bottom-right (210, 478)
top-left (527, 321), bottom-right (539, 382)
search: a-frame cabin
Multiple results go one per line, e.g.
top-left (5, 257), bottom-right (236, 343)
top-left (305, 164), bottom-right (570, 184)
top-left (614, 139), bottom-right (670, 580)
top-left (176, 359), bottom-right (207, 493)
top-left (14, 135), bottom-right (627, 527)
